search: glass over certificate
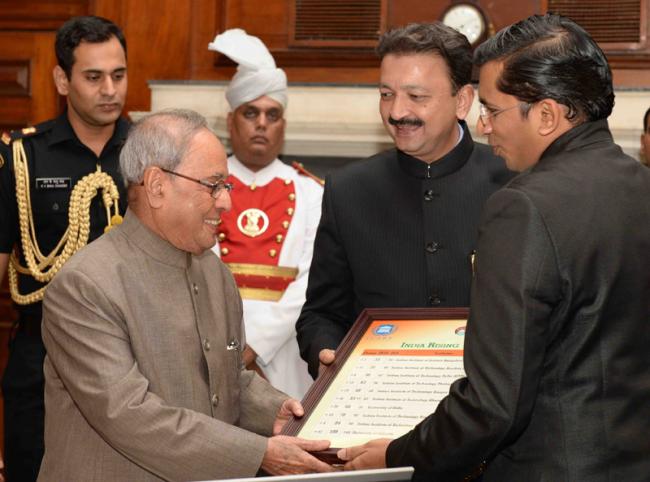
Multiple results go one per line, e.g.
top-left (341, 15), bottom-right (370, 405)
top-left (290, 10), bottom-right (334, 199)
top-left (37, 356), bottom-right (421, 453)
top-left (282, 308), bottom-right (469, 463)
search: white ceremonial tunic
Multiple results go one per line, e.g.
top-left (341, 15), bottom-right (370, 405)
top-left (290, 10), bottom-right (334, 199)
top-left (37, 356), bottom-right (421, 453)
top-left (215, 155), bottom-right (323, 399)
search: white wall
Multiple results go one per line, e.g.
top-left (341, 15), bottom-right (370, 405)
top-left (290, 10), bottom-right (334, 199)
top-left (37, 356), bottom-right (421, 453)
top-left (132, 81), bottom-right (650, 161)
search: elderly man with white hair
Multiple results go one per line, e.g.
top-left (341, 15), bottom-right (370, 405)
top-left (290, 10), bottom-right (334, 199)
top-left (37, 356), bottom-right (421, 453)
top-left (208, 29), bottom-right (323, 400)
top-left (37, 109), bottom-right (333, 481)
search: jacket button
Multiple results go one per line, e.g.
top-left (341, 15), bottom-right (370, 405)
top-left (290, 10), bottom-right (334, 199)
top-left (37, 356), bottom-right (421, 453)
top-left (211, 394), bottom-right (219, 407)
top-left (426, 242), bottom-right (440, 253)
top-left (193, 283), bottom-right (199, 295)
top-left (423, 190), bottom-right (437, 202)
top-left (203, 339), bottom-right (211, 351)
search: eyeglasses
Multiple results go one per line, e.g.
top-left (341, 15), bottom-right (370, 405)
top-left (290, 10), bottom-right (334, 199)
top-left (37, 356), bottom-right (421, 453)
top-left (479, 102), bottom-right (528, 126)
top-left (160, 168), bottom-right (233, 199)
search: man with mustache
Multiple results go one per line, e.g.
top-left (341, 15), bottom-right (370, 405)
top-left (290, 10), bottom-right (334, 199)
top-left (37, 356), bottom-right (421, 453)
top-left (208, 30), bottom-right (323, 400)
top-left (297, 22), bottom-right (512, 378)
top-left (0, 16), bottom-right (128, 481)
top-left (338, 14), bottom-right (650, 480)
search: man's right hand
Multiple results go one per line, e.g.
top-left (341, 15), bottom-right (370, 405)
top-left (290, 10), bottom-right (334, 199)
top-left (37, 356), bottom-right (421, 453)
top-left (261, 435), bottom-right (334, 475)
top-left (318, 349), bottom-right (336, 377)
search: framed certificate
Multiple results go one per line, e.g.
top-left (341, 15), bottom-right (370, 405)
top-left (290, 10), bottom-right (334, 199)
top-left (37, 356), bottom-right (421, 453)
top-left (282, 307), bottom-right (469, 463)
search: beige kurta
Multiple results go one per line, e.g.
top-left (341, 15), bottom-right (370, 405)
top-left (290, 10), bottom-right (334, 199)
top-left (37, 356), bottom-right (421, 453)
top-left (38, 210), bottom-right (287, 482)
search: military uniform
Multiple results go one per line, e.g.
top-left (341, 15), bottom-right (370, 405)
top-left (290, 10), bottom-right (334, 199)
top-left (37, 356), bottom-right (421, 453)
top-left (0, 112), bottom-right (128, 481)
top-left (214, 155), bottom-right (323, 399)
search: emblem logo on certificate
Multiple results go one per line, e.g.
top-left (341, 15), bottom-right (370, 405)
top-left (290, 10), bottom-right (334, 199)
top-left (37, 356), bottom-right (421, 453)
top-left (283, 308), bottom-right (469, 463)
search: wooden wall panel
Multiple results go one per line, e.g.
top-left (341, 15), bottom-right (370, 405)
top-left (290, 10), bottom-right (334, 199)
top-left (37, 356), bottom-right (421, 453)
top-left (93, 0), bottom-right (194, 114)
top-left (0, 61), bottom-right (30, 97)
top-left (31, 31), bottom-right (62, 123)
top-left (0, 1), bottom-right (88, 30)
top-left (189, 1), bottom-right (224, 78)
top-left (223, 0), bottom-right (289, 47)
top-left (0, 31), bottom-right (58, 129)
top-left (89, 0), bottom-right (124, 26)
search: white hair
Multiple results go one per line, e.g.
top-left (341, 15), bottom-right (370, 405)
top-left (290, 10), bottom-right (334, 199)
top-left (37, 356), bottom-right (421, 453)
top-left (119, 109), bottom-right (208, 186)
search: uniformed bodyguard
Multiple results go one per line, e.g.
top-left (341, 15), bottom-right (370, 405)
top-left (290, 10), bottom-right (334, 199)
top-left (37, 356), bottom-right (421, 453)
top-left (0, 16), bottom-right (128, 481)
top-left (208, 29), bottom-right (323, 400)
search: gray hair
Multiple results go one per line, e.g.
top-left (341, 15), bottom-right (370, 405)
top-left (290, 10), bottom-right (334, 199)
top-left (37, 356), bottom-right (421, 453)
top-left (120, 108), bottom-right (209, 186)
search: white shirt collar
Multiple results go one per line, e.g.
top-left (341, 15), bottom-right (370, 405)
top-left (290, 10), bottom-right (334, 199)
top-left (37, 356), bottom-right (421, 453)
top-left (227, 155), bottom-right (285, 186)
top-left (456, 122), bottom-right (464, 146)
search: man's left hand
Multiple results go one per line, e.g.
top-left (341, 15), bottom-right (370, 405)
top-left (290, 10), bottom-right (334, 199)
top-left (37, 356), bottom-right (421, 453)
top-left (273, 398), bottom-right (304, 435)
top-left (337, 438), bottom-right (392, 470)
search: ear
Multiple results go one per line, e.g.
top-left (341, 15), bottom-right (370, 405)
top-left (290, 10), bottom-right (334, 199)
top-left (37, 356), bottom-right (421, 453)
top-left (536, 99), bottom-right (565, 136)
top-left (454, 84), bottom-right (475, 121)
top-left (142, 167), bottom-right (166, 209)
top-left (53, 65), bottom-right (69, 96)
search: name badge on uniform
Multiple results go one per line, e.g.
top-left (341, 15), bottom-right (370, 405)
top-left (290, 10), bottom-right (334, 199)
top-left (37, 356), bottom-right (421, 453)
top-left (35, 177), bottom-right (71, 190)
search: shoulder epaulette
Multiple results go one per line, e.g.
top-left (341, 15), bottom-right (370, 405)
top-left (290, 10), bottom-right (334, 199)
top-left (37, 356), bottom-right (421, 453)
top-left (1, 121), bottom-right (54, 168)
top-left (291, 161), bottom-right (325, 186)
top-left (8, 119), bottom-right (55, 142)
top-left (10, 126), bottom-right (38, 141)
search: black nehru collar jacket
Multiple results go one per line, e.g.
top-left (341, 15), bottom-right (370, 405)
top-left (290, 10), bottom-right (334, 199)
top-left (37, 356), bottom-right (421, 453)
top-left (396, 123), bottom-right (474, 180)
top-left (297, 120), bottom-right (513, 377)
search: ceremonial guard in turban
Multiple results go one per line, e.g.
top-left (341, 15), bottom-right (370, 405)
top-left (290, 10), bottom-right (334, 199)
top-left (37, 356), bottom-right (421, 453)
top-left (208, 29), bottom-right (323, 399)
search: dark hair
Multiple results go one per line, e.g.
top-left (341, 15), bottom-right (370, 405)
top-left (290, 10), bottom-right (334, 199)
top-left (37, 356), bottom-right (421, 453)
top-left (643, 107), bottom-right (650, 133)
top-left (376, 22), bottom-right (472, 94)
top-left (55, 16), bottom-right (127, 78)
top-left (474, 13), bottom-right (613, 122)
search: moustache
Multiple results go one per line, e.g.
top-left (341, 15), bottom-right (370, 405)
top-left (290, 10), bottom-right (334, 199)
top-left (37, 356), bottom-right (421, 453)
top-left (388, 116), bottom-right (424, 127)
